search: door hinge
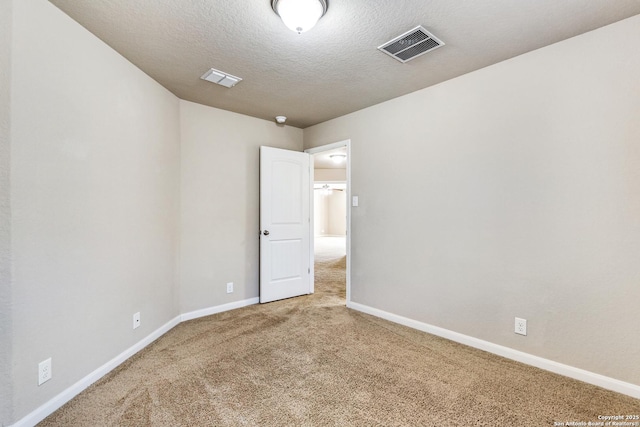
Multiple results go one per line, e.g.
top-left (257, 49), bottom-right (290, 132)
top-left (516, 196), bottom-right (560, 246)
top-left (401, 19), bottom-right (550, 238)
top-left (308, 268), bottom-right (310, 274)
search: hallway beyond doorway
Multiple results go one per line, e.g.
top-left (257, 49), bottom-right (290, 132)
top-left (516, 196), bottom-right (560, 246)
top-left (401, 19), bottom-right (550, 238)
top-left (314, 236), bottom-right (346, 260)
top-left (314, 236), bottom-right (346, 301)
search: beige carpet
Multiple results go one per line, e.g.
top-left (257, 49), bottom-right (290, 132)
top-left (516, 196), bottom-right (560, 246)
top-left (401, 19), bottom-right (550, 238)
top-left (40, 244), bottom-right (639, 426)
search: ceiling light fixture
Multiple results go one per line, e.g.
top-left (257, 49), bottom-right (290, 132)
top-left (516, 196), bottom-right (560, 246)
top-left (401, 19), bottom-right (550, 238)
top-left (271, 0), bottom-right (328, 34)
top-left (330, 154), bottom-right (346, 164)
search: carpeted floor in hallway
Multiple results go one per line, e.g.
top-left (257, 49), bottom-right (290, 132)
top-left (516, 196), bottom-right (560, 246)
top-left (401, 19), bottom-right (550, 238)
top-left (39, 238), bottom-right (639, 426)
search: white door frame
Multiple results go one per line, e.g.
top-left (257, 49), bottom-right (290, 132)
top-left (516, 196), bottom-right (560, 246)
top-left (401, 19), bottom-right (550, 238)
top-left (305, 140), bottom-right (352, 304)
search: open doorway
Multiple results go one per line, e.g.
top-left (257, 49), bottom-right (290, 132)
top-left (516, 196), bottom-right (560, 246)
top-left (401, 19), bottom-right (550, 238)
top-left (306, 141), bottom-right (351, 304)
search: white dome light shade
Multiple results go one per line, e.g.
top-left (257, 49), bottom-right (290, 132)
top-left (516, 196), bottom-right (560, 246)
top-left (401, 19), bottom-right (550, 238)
top-left (330, 154), bottom-right (346, 164)
top-left (272, 0), bottom-right (328, 34)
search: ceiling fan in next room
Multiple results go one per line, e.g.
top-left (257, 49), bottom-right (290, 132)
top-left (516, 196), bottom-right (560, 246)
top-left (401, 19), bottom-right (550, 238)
top-left (314, 184), bottom-right (344, 195)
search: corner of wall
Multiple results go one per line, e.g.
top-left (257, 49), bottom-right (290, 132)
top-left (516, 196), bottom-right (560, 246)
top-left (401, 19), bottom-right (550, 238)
top-left (177, 100), bottom-right (304, 315)
top-left (0, 0), bottom-right (14, 424)
top-left (9, 0), bottom-right (182, 421)
top-left (301, 15), bottom-right (640, 387)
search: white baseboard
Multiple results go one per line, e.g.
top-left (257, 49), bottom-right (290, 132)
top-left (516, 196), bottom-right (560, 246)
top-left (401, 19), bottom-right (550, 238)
top-left (180, 297), bottom-right (260, 322)
top-left (11, 297), bottom-right (260, 427)
top-left (347, 301), bottom-right (640, 400)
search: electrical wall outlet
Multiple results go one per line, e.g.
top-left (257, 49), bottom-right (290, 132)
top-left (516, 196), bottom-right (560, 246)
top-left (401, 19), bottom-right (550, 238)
top-left (226, 282), bottom-right (234, 294)
top-left (515, 317), bottom-right (527, 336)
top-left (38, 358), bottom-right (52, 385)
top-left (133, 312), bottom-right (141, 329)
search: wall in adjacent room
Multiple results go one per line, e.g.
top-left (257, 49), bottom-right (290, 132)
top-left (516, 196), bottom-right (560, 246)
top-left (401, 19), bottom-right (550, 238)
top-left (304, 15), bottom-right (640, 385)
top-left (314, 191), bottom-right (329, 236)
top-left (314, 190), bottom-right (347, 237)
top-left (327, 191), bottom-right (346, 236)
top-left (179, 101), bottom-right (303, 313)
top-left (314, 168), bottom-right (346, 182)
top-left (10, 0), bottom-right (181, 420)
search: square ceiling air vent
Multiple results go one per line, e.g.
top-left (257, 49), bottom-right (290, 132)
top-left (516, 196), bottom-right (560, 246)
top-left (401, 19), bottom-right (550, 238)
top-left (378, 26), bottom-right (444, 63)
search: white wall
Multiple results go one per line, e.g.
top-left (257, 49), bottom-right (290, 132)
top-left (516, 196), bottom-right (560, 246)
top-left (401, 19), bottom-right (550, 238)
top-left (314, 169), bottom-right (347, 237)
top-left (179, 101), bottom-right (303, 313)
top-left (314, 168), bottom-right (346, 182)
top-left (314, 189), bottom-right (347, 237)
top-left (327, 191), bottom-right (346, 236)
top-left (0, 0), bottom-right (14, 424)
top-left (10, 0), bottom-right (181, 421)
top-left (304, 15), bottom-right (640, 386)
top-left (315, 190), bottom-right (347, 237)
top-left (314, 191), bottom-right (329, 236)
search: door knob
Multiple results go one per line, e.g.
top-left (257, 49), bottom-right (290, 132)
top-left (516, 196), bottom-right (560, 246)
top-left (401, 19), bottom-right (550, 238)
top-left (263, 230), bottom-right (270, 236)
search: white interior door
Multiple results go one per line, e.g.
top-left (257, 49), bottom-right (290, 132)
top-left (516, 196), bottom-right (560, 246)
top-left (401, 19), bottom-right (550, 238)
top-left (260, 146), bottom-right (312, 303)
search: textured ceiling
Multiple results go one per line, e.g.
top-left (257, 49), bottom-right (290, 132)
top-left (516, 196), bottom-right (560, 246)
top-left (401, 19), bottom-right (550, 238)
top-left (48, 0), bottom-right (640, 128)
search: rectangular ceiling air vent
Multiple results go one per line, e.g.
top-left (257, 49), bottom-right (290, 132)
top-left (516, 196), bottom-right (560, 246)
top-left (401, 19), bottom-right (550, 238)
top-left (378, 26), bottom-right (444, 63)
top-left (200, 68), bottom-right (242, 88)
